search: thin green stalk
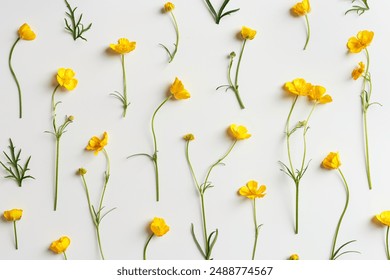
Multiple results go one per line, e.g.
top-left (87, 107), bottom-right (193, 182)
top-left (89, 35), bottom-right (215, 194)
top-left (13, 221), bottom-right (19, 250)
top-left (232, 39), bottom-right (247, 109)
top-left (54, 137), bottom-right (60, 211)
top-left (300, 103), bottom-right (317, 173)
top-left (185, 141), bottom-right (200, 190)
top-left (252, 199), bottom-right (259, 260)
top-left (150, 95), bottom-right (172, 202)
top-left (200, 193), bottom-right (208, 252)
top-left (121, 54), bottom-right (128, 117)
top-left (303, 14), bottom-right (310, 50)
top-left (169, 11), bottom-right (179, 62)
top-left (97, 149), bottom-right (111, 214)
top-left (286, 96), bottom-right (299, 174)
top-left (96, 226), bottom-right (105, 260)
top-left (143, 234), bottom-right (154, 260)
top-left (330, 168), bottom-right (350, 260)
top-left (295, 182), bottom-right (299, 235)
top-left (80, 174), bottom-right (96, 226)
top-left (9, 38), bottom-right (22, 118)
top-left (386, 226), bottom-right (390, 260)
top-left (63, 252), bottom-right (68, 260)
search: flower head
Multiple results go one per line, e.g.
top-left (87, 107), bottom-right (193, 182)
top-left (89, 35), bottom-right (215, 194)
top-left (3, 209), bottom-right (23, 221)
top-left (284, 78), bottom-right (313, 96)
top-left (18, 23), bottom-right (36, 40)
top-left (238, 180), bottom-right (266, 199)
top-left (347, 30), bottom-right (374, 53)
top-left (110, 38), bottom-right (136, 54)
top-left (228, 124), bottom-right (251, 140)
top-left (322, 152), bottom-right (341, 170)
top-left (150, 217), bottom-right (170, 237)
top-left (164, 2), bottom-right (175, 12)
top-left (170, 77), bottom-right (190, 100)
top-left (77, 168), bottom-right (87, 175)
top-left (56, 68), bottom-right (78, 91)
top-left (308, 85), bottom-right (332, 104)
top-left (183, 134), bottom-right (195, 141)
top-left (352, 62), bottom-right (365, 80)
top-left (375, 211), bottom-right (390, 227)
top-left (241, 26), bottom-right (257, 40)
top-left (291, 0), bottom-right (311, 16)
top-left (86, 132), bottom-right (108, 155)
top-left (289, 254), bottom-right (300, 260)
top-left (49, 236), bottom-right (71, 254)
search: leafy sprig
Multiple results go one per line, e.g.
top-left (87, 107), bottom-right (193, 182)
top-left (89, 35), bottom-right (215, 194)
top-left (64, 0), bottom-right (92, 41)
top-left (204, 0), bottom-right (239, 24)
top-left (0, 139), bottom-right (34, 187)
top-left (345, 0), bottom-right (370, 15)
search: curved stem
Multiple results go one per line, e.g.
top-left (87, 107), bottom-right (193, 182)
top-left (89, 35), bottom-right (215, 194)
top-left (121, 54), bottom-right (128, 117)
top-left (185, 141), bottom-right (200, 190)
top-left (143, 234), bottom-right (154, 260)
top-left (233, 39), bottom-right (247, 109)
top-left (303, 15), bottom-right (310, 50)
top-left (9, 38), bottom-right (22, 118)
top-left (13, 221), bottom-right (18, 250)
top-left (386, 226), bottom-right (390, 260)
top-left (54, 137), bottom-right (60, 211)
top-left (330, 168), bottom-right (350, 260)
top-left (286, 96), bottom-right (299, 177)
top-left (96, 226), bottom-right (105, 260)
top-left (169, 11), bottom-right (179, 63)
top-left (300, 103), bottom-right (317, 173)
top-left (252, 199), bottom-right (259, 260)
top-left (63, 252), bottom-right (68, 260)
top-left (150, 95), bottom-right (172, 201)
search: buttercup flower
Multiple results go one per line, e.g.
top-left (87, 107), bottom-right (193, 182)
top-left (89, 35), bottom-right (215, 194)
top-left (57, 68), bottom-right (78, 91)
top-left (18, 23), bottom-right (36, 40)
top-left (164, 2), bottom-right (175, 12)
top-left (228, 124), bottom-right (251, 140)
top-left (284, 78), bottom-right (312, 96)
top-left (238, 180), bottom-right (266, 199)
top-left (86, 132), bottom-right (109, 155)
top-left (241, 26), bottom-right (257, 40)
top-left (150, 217), bottom-right (170, 237)
top-left (347, 30), bottom-right (374, 53)
top-left (183, 134), bottom-right (195, 141)
top-left (352, 62), bottom-right (365, 80)
top-left (322, 152), bottom-right (341, 169)
top-left (375, 211), bottom-right (390, 259)
top-left (160, 2), bottom-right (180, 63)
top-left (110, 38), bottom-right (136, 54)
top-left (308, 85), bottom-right (332, 104)
top-left (170, 77), bottom-right (190, 99)
top-left (291, 0), bottom-right (310, 16)
top-left (289, 254), bottom-right (300, 260)
top-left (3, 209), bottom-right (23, 250)
top-left (50, 236), bottom-right (71, 259)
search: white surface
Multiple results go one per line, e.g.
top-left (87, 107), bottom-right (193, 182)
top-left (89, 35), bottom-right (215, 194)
top-left (0, 0), bottom-right (389, 260)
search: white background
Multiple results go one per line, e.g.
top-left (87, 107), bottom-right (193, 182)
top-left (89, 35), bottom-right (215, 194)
top-left (0, 0), bottom-right (390, 260)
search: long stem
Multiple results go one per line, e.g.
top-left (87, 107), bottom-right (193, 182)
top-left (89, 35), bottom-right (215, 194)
top-left (80, 174), bottom-right (96, 226)
top-left (9, 38), bottom-right (22, 118)
top-left (386, 226), bottom-right (390, 260)
top-left (295, 181), bottom-right (299, 234)
top-left (286, 96), bottom-right (299, 176)
top-left (98, 149), bottom-right (111, 219)
top-left (185, 141), bottom-right (200, 190)
top-left (200, 193), bottom-right (208, 254)
top-left (232, 39), bottom-right (247, 109)
top-left (151, 95), bottom-right (172, 202)
top-left (303, 14), bottom-right (311, 50)
top-left (330, 168), bottom-right (350, 260)
top-left (300, 103), bottom-right (317, 173)
top-left (54, 137), bottom-right (60, 211)
top-left (169, 11), bottom-right (179, 63)
top-left (96, 226), bottom-right (105, 260)
top-left (252, 199), bottom-right (259, 260)
top-left (121, 54), bottom-right (128, 117)
top-left (13, 221), bottom-right (18, 250)
top-left (143, 234), bottom-right (154, 260)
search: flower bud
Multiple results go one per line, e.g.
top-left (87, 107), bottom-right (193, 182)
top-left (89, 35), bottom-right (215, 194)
top-left (68, 115), bottom-right (75, 122)
top-left (77, 168), bottom-right (87, 175)
top-left (183, 134), bottom-right (195, 141)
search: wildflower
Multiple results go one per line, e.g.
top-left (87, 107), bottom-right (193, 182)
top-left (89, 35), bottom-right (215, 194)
top-left (49, 236), bottom-right (71, 260)
top-left (347, 30), bottom-right (374, 53)
top-left (322, 152), bottom-right (341, 169)
top-left (284, 78), bottom-right (312, 96)
top-left (109, 38), bottom-right (136, 54)
top-left (352, 62), bottom-right (365, 80)
top-left (170, 77), bottom-right (190, 99)
top-left (289, 254), bottom-right (299, 260)
top-left (308, 85), bottom-right (332, 104)
top-left (86, 132), bottom-right (109, 155)
top-left (227, 124), bottom-right (251, 140)
top-left (183, 134), bottom-right (195, 141)
top-left (164, 2), bottom-right (175, 12)
top-left (374, 210), bottom-right (390, 260)
top-left (3, 209), bottom-right (23, 249)
top-left (56, 68), bottom-right (78, 90)
top-left (160, 2), bottom-right (180, 63)
top-left (18, 23), bottom-right (36, 40)
top-left (241, 26), bottom-right (257, 40)
top-left (143, 217), bottom-right (170, 259)
top-left (291, 0), bottom-right (311, 50)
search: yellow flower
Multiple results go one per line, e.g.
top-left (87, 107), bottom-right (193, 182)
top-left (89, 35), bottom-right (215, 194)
top-left (291, 0), bottom-right (311, 16)
top-left (284, 78), bottom-right (313, 96)
top-left (77, 168), bottom-right (87, 175)
top-left (308, 85), bottom-right (332, 104)
top-left (238, 180), bottom-right (266, 199)
top-left (18, 23), bottom-right (36, 40)
top-left (170, 77), bottom-right (190, 100)
top-left (228, 124), bottom-right (251, 140)
top-left (3, 209), bottom-right (23, 221)
top-left (241, 26), bottom-right (257, 40)
top-left (110, 38), bottom-right (136, 54)
top-left (86, 132), bottom-right (109, 155)
top-left (289, 254), bottom-right (299, 260)
top-left (183, 134), bottom-right (195, 141)
top-left (352, 62), bottom-right (365, 80)
top-left (164, 2), bottom-right (175, 12)
top-left (49, 236), bottom-right (71, 254)
top-left (375, 211), bottom-right (390, 227)
top-left (322, 152), bottom-right (341, 170)
top-left (347, 30), bottom-right (374, 54)
top-left (56, 68), bottom-right (78, 91)
top-left (150, 217), bottom-right (170, 237)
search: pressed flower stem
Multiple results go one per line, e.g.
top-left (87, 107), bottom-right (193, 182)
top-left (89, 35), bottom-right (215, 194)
top-left (51, 85), bottom-right (60, 211)
top-left (300, 103), bottom-right (317, 172)
top-left (13, 221), bottom-right (18, 250)
top-left (386, 226), bottom-right (390, 260)
top-left (143, 233), bottom-right (154, 260)
top-left (330, 168), bottom-right (350, 260)
top-left (303, 15), bottom-right (310, 50)
top-left (151, 95), bottom-right (172, 202)
top-left (63, 252), bottom-right (68, 260)
top-left (9, 38), bottom-right (22, 118)
top-left (252, 199), bottom-right (259, 260)
top-left (169, 11), bottom-right (179, 63)
top-left (121, 54), bottom-right (128, 117)
top-left (232, 39), bottom-right (248, 109)
top-left (294, 182), bottom-right (299, 235)
top-left (98, 149), bottom-right (111, 214)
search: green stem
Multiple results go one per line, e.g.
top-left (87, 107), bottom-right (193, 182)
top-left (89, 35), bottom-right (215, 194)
top-left (96, 226), bottom-right (105, 260)
top-left (9, 38), bottom-right (22, 118)
top-left (185, 141), bottom-right (200, 190)
top-left (252, 199), bottom-right (259, 260)
top-left (80, 174), bottom-right (96, 226)
top-left (295, 181), bottom-right (299, 234)
top-left (98, 149), bottom-right (111, 217)
top-left (13, 221), bottom-right (18, 250)
top-left (300, 103), bottom-right (317, 173)
top-left (200, 193), bottom-right (208, 255)
top-left (303, 14), bottom-right (311, 50)
top-left (121, 54), bottom-right (128, 117)
top-left (169, 11), bottom-right (179, 63)
top-left (143, 234), bottom-right (154, 260)
top-left (363, 111), bottom-right (372, 189)
top-left (216, 0), bottom-right (230, 24)
top-left (63, 252), bottom-right (68, 260)
top-left (150, 95), bottom-right (172, 202)
top-left (386, 226), bottom-right (390, 260)
top-left (286, 96), bottom-right (299, 176)
top-left (54, 137), bottom-right (60, 211)
top-left (232, 39), bottom-right (247, 109)
top-left (330, 168), bottom-right (350, 260)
